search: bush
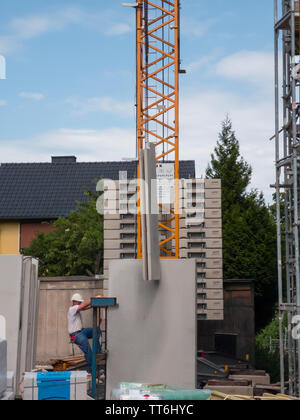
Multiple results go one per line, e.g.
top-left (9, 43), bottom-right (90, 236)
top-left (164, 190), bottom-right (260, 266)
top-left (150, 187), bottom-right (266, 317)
top-left (255, 316), bottom-right (287, 382)
top-left (23, 192), bottom-right (103, 277)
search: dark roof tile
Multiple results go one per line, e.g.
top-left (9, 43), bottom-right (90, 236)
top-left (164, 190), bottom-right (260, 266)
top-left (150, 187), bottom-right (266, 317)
top-left (0, 160), bottom-right (195, 220)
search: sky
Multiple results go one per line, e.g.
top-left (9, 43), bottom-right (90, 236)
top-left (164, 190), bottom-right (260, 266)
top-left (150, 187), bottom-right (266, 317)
top-left (0, 0), bottom-right (276, 201)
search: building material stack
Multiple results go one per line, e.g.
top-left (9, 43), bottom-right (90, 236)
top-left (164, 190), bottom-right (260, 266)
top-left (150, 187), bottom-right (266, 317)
top-left (204, 370), bottom-right (272, 399)
top-left (103, 178), bottom-right (138, 295)
top-left (0, 256), bottom-right (39, 397)
top-left (23, 371), bottom-right (88, 401)
top-left (103, 178), bottom-right (223, 321)
top-left (179, 179), bottom-right (223, 321)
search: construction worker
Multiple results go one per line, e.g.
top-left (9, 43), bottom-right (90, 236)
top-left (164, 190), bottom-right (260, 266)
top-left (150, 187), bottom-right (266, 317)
top-left (68, 293), bottom-right (102, 373)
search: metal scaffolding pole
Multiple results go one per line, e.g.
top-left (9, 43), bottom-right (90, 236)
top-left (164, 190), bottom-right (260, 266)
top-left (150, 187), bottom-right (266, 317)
top-left (273, 0), bottom-right (300, 397)
top-left (274, 0), bottom-right (286, 393)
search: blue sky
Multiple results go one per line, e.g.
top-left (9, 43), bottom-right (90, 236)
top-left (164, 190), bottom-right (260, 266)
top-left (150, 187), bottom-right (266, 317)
top-left (0, 0), bottom-right (276, 200)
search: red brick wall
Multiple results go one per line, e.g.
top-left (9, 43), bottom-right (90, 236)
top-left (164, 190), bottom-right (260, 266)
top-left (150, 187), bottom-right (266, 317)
top-left (20, 222), bottom-right (55, 249)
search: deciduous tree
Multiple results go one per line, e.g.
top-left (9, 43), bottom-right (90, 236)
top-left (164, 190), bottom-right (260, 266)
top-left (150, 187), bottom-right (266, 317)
top-left (23, 192), bottom-right (103, 277)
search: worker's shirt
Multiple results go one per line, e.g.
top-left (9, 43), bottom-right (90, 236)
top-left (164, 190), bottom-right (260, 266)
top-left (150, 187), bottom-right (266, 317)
top-left (68, 305), bottom-right (83, 335)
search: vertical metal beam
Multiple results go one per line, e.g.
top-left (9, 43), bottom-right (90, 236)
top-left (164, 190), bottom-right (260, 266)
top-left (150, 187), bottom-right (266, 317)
top-left (274, 0), bottom-right (286, 393)
top-left (282, 22), bottom-right (294, 394)
top-left (139, 143), bottom-right (161, 280)
top-left (137, 0), bottom-right (144, 259)
top-left (274, 0), bottom-right (300, 396)
top-left (91, 307), bottom-right (98, 399)
top-left (290, 0), bottom-right (300, 397)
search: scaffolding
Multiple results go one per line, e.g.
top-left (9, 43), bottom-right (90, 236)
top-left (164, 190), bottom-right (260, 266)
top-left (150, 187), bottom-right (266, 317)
top-left (273, 0), bottom-right (300, 396)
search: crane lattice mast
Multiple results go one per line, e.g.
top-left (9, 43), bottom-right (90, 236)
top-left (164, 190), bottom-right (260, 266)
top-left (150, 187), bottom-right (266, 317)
top-left (136, 0), bottom-right (180, 259)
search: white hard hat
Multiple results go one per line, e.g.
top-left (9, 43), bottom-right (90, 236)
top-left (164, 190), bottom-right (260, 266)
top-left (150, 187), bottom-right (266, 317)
top-left (71, 293), bottom-right (84, 303)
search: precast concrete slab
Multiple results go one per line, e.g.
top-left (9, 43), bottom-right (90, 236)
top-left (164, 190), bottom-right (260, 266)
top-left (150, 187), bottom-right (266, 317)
top-left (106, 259), bottom-right (197, 398)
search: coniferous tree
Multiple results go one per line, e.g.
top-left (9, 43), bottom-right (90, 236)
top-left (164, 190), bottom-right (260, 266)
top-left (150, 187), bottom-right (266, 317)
top-left (206, 117), bottom-right (277, 330)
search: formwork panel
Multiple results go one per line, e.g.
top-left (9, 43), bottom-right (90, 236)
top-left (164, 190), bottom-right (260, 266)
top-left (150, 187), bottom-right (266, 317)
top-left (205, 179), bottom-right (221, 189)
top-left (104, 220), bottom-right (137, 231)
top-left (103, 177), bottom-right (223, 323)
top-left (182, 249), bottom-right (223, 259)
top-left (180, 239), bottom-right (223, 249)
top-left (205, 209), bottom-right (222, 219)
top-left (204, 219), bottom-right (222, 229)
top-left (204, 189), bottom-right (222, 199)
top-left (197, 300), bottom-right (224, 310)
top-left (205, 259), bottom-right (223, 269)
top-left (205, 290), bottom-right (224, 300)
top-left (104, 239), bottom-right (137, 250)
top-left (205, 199), bottom-right (222, 209)
top-left (104, 250), bottom-right (137, 260)
top-left (197, 279), bottom-right (223, 290)
top-left (197, 269), bottom-right (223, 279)
top-left (184, 228), bottom-right (223, 238)
top-left (198, 310), bottom-right (224, 321)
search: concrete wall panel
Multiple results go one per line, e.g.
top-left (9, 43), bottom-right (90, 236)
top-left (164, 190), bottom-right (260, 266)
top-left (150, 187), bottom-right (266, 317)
top-left (107, 259), bottom-right (197, 397)
top-left (0, 256), bottom-right (23, 376)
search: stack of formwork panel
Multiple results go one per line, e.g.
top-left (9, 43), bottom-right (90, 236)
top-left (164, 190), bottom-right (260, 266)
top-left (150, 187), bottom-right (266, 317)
top-left (103, 178), bottom-right (223, 320)
top-left (103, 179), bottom-right (138, 295)
top-left (0, 256), bottom-right (39, 397)
top-left (179, 179), bottom-right (224, 321)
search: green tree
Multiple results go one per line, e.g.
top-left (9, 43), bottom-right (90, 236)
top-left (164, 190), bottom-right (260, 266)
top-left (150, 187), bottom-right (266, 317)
top-left (206, 117), bottom-right (278, 330)
top-left (206, 116), bottom-right (252, 208)
top-left (255, 315), bottom-right (288, 382)
top-left (23, 192), bottom-right (103, 277)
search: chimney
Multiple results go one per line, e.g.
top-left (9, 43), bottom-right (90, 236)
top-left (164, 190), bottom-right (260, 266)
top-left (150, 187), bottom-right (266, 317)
top-left (51, 156), bottom-right (77, 164)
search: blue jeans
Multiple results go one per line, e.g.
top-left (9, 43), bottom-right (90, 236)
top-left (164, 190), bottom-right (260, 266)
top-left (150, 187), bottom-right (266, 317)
top-left (74, 328), bottom-right (102, 373)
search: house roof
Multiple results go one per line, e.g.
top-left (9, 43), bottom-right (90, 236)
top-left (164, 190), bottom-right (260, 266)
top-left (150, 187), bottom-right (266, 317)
top-left (0, 160), bottom-right (195, 220)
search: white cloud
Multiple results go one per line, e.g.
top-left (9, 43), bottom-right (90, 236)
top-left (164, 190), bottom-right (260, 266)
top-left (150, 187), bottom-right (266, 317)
top-left (180, 49), bottom-right (275, 202)
top-left (186, 54), bottom-right (217, 73)
top-left (215, 50), bottom-right (274, 88)
top-left (0, 48), bottom-right (276, 202)
top-left (0, 7), bottom-right (133, 55)
top-left (105, 23), bottom-right (132, 36)
top-left (0, 35), bottom-right (18, 55)
top-left (0, 100), bottom-right (7, 106)
top-left (0, 8), bottom-right (82, 54)
top-left (179, 88), bottom-right (275, 202)
top-left (10, 16), bottom-right (54, 40)
top-left (182, 17), bottom-right (219, 38)
top-left (0, 127), bottom-right (136, 164)
top-left (19, 92), bottom-right (45, 101)
top-left (9, 7), bottom-right (86, 40)
top-left (0, 88), bottom-right (275, 202)
top-left (66, 96), bottom-right (132, 117)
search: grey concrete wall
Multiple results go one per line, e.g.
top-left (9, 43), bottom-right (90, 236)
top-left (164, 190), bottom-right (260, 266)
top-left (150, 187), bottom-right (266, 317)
top-left (36, 277), bottom-right (103, 361)
top-left (0, 256), bottom-right (23, 378)
top-left (107, 259), bottom-right (197, 397)
top-left (0, 255), bottom-right (39, 395)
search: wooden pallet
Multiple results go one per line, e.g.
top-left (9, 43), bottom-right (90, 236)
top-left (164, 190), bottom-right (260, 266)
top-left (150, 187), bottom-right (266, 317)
top-left (38, 353), bottom-right (107, 371)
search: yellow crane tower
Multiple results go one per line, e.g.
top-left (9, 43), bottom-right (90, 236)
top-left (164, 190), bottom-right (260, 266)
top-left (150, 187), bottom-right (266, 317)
top-left (134, 0), bottom-right (181, 259)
